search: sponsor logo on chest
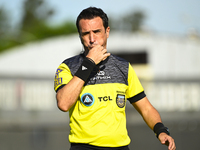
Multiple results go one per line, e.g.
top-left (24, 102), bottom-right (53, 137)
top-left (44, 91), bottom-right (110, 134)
top-left (91, 71), bottom-right (111, 80)
top-left (81, 93), bottom-right (125, 108)
top-left (81, 93), bottom-right (95, 106)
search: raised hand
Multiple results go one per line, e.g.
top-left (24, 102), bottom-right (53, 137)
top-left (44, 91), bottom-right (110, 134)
top-left (86, 44), bottom-right (110, 65)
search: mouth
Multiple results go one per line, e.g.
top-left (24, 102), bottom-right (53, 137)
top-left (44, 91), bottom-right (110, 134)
top-left (88, 43), bottom-right (98, 49)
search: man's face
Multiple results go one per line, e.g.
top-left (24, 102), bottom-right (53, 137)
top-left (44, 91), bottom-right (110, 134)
top-left (79, 17), bottom-right (110, 53)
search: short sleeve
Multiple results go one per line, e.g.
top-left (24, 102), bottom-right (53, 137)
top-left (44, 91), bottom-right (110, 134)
top-left (54, 63), bottom-right (73, 92)
top-left (126, 63), bottom-right (146, 103)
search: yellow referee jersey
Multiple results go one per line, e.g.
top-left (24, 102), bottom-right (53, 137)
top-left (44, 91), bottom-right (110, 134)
top-left (54, 54), bottom-right (146, 147)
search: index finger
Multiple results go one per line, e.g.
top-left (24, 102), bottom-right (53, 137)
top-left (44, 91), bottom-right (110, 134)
top-left (167, 137), bottom-right (175, 150)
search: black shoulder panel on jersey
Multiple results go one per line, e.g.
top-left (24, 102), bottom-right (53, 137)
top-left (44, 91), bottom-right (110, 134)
top-left (105, 54), bottom-right (129, 85)
top-left (62, 54), bottom-right (129, 85)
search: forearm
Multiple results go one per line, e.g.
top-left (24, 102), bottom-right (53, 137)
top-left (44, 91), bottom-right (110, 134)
top-left (132, 97), bottom-right (162, 130)
top-left (56, 76), bottom-right (85, 112)
top-left (141, 106), bottom-right (162, 130)
top-left (56, 56), bottom-right (97, 112)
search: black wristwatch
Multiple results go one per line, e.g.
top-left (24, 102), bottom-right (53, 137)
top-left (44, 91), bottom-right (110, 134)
top-left (153, 123), bottom-right (170, 138)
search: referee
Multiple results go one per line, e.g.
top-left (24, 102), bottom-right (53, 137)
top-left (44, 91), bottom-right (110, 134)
top-left (54, 7), bottom-right (176, 150)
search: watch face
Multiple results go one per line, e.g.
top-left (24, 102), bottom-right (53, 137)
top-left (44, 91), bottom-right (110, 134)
top-left (166, 127), bottom-right (170, 134)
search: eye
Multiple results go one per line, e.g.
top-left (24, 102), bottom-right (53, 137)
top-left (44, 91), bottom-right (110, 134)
top-left (81, 32), bottom-right (89, 36)
top-left (94, 30), bottom-right (101, 34)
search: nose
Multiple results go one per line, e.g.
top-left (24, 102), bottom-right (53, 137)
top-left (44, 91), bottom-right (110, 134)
top-left (89, 32), bottom-right (95, 44)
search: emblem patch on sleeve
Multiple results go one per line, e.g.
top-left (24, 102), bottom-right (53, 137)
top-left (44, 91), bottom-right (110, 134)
top-left (54, 69), bottom-right (63, 89)
top-left (116, 94), bottom-right (125, 108)
top-left (81, 93), bottom-right (95, 106)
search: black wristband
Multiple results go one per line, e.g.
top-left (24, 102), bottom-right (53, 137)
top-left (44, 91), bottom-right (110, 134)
top-left (153, 122), bottom-right (170, 138)
top-left (86, 57), bottom-right (96, 64)
top-left (74, 57), bottom-right (96, 82)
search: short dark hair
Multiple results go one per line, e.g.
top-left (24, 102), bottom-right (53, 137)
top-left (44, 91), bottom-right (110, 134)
top-left (76, 7), bottom-right (109, 33)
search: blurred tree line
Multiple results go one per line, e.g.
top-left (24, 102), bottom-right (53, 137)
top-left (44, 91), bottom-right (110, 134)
top-left (0, 0), bottom-right (145, 53)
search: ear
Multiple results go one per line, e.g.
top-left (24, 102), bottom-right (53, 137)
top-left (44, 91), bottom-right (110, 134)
top-left (106, 26), bottom-right (110, 38)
